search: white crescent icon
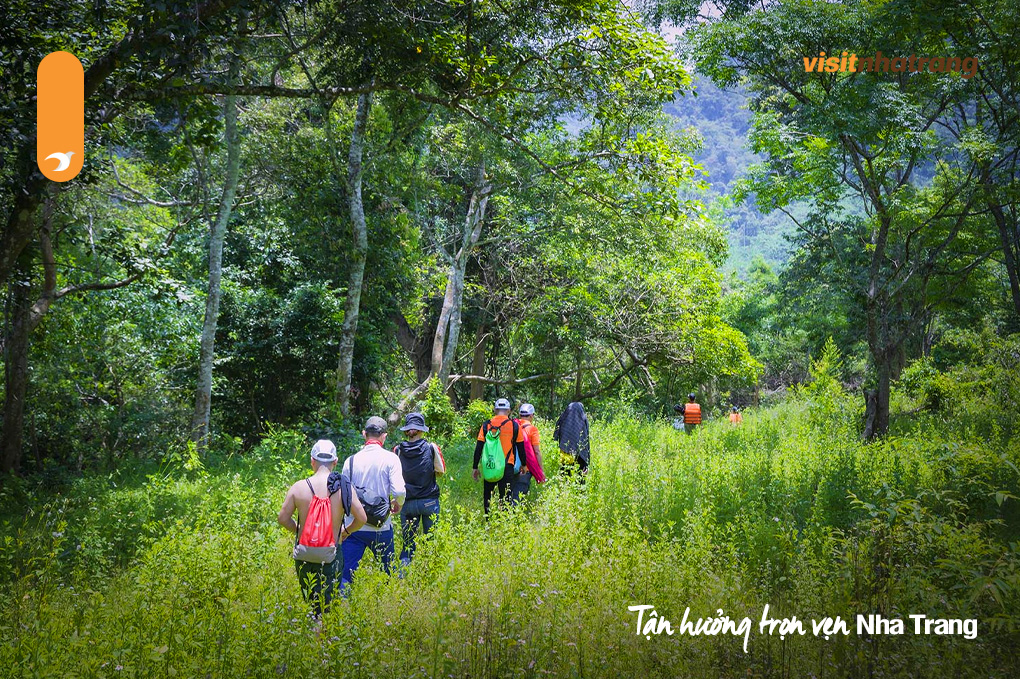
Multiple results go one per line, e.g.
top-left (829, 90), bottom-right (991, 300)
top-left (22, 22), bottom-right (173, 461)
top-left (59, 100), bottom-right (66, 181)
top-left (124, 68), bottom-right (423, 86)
top-left (45, 152), bottom-right (74, 172)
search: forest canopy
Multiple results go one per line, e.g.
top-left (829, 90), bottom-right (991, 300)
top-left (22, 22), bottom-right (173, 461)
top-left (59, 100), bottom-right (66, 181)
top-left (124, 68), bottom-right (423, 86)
top-left (1, 0), bottom-right (759, 472)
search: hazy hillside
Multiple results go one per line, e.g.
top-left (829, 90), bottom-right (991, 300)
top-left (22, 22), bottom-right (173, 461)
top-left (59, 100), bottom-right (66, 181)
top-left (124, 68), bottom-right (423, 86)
top-left (665, 76), bottom-right (796, 276)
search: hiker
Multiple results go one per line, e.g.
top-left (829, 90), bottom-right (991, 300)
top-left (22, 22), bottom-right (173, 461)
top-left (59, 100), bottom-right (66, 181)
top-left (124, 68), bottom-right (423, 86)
top-left (554, 401), bottom-right (590, 480)
top-left (340, 417), bottom-right (406, 591)
top-left (729, 406), bottom-right (743, 425)
top-left (472, 398), bottom-right (527, 514)
top-left (393, 412), bottom-right (445, 566)
top-left (511, 403), bottom-right (545, 503)
top-left (682, 393), bottom-right (702, 434)
top-left (672, 403), bottom-right (685, 431)
top-left (278, 439), bottom-right (367, 617)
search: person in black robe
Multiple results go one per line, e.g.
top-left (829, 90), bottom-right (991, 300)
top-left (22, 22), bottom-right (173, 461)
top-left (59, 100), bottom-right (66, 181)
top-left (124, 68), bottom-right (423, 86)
top-left (554, 401), bottom-right (590, 481)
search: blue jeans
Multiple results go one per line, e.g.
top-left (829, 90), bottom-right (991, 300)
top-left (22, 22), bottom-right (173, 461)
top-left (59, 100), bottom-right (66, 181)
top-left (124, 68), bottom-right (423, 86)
top-left (511, 472), bottom-right (532, 504)
top-left (400, 497), bottom-right (439, 563)
top-left (340, 527), bottom-right (394, 590)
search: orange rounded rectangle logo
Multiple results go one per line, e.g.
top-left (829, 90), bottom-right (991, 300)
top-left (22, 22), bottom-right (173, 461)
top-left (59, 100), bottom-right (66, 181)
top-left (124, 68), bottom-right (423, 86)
top-left (37, 51), bottom-right (84, 182)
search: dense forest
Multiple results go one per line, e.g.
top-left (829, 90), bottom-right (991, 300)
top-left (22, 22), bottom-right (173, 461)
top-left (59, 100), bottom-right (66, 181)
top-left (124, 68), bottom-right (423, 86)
top-left (3, 0), bottom-right (762, 475)
top-left (2, 0), bottom-right (1020, 676)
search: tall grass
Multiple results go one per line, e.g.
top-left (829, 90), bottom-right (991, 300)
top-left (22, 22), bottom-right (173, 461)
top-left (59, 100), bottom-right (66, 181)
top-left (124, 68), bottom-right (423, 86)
top-left (1, 391), bottom-right (1018, 677)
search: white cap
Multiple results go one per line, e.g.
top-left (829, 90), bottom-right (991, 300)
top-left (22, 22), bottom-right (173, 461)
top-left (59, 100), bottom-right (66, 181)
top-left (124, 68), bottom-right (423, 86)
top-left (519, 403), bottom-right (535, 416)
top-left (494, 398), bottom-right (512, 410)
top-left (311, 439), bottom-right (338, 463)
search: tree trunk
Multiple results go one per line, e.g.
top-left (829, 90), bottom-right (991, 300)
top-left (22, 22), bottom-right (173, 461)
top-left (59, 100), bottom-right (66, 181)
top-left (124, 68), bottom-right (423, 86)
top-left (863, 387), bottom-right (878, 440)
top-left (0, 152), bottom-right (46, 290)
top-left (573, 351), bottom-right (584, 401)
top-left (549, 344), bottom-right (558, 409)
top-left (1, 193), bottom-right (59, 473)
top-left (431, 262), bottom-right (462, 381)
top-left (989, 196), bottom-right (1020, 319)
top-left (386, 378), bottom-right (432, 428)
top-left (189, 58), bottom-right (242, 451)
top-left (862, 209), bottom-right (893, 441)
top-left (392, 312), bottom-right (432, 384)
top-left (921, 315), bottom-right (937, 357)
top-left (430, 162), bottom-right (492, 384)
top-left (875, 353), bottom-right (891, 437)
top-left (335, 91), bottom-right (372, 418)
top-left (2, 278), bottom-right (32, 474)
top-left (864, 352), bottom-right (892, 441)
top-left (436, 262), bottom-right (466, 385)
top-left (864, 293), bottom-right (894, 440)
top-left (470, 323), bottom-right (488, 401)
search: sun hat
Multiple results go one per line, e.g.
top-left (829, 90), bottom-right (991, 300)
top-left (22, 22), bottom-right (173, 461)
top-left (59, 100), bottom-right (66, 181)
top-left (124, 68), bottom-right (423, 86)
top-left (399, 412), bottom-right (429, 432)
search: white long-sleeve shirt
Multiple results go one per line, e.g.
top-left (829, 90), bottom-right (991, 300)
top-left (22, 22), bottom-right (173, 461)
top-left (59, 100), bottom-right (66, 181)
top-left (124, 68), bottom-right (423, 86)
top-left (342, 442), bottom-right (406, 532)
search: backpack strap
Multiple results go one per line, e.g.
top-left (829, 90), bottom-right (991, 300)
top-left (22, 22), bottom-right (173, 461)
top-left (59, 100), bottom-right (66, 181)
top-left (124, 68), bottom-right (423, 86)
top-left (296, 478), bottom-right (314, 539)
top-left (305, 478), bottom-right (323, 498)
top-left (508, 419), bottom-right (520, 464)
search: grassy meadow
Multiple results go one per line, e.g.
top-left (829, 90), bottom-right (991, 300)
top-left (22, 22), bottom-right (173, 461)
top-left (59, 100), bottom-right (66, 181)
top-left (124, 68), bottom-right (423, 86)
top-left (2, 387), bottom-right (1019, 678)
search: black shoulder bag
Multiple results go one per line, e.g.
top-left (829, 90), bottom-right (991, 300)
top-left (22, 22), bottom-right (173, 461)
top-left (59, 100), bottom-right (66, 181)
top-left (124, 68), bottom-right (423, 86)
top-left (346, 455), bottom-right (391, 528)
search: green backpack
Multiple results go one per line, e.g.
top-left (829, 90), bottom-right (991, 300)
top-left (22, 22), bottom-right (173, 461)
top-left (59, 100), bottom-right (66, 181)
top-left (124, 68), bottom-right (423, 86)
top-left (480, 420), bottom-right (517, 482)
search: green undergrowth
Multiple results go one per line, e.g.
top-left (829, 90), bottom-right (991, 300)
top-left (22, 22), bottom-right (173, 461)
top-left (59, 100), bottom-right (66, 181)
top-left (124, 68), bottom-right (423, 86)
top-left (2, 392), bottom-right (1019, 678)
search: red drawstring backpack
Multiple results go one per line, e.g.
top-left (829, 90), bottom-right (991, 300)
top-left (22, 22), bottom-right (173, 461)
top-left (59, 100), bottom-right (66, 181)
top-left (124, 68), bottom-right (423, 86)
top-left (292, 479), bottom-right (337, 563)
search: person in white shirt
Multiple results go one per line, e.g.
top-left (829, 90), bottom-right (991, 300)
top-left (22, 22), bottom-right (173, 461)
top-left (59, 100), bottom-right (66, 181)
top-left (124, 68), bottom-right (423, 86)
top-left (340, 416), bottom-right (406, 591)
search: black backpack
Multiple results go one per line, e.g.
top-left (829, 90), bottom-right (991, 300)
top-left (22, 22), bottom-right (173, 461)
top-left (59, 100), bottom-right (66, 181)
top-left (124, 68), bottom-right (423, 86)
top-left (344, 455), bottom-right (391, 528)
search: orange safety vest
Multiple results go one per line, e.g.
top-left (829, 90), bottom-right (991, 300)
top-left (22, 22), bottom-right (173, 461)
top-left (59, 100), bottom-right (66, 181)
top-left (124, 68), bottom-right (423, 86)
top-left (729, 412), bottom-right (742, 424)
top-left (684, 402), bottom-right (702, 424)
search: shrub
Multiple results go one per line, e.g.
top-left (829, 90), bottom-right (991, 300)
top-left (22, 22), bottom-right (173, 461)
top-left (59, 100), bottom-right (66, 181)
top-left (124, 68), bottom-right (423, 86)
top-left (249, 424), bottom-right (307, 464)
top-left (898, 356), bottom-right (954, 411)
top-left (416, 377), bottom-right (458, 440)
top-left (461, 398), bottom-right (494, 437)
top-left (789, 337), bottom-right (858, 439)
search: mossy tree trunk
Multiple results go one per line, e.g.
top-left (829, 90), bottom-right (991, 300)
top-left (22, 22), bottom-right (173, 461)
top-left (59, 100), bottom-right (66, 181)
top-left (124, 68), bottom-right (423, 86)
top-left (335, 91), bottom-right (372, 418)
top-left (190, 53), bottom-right (242, 451)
